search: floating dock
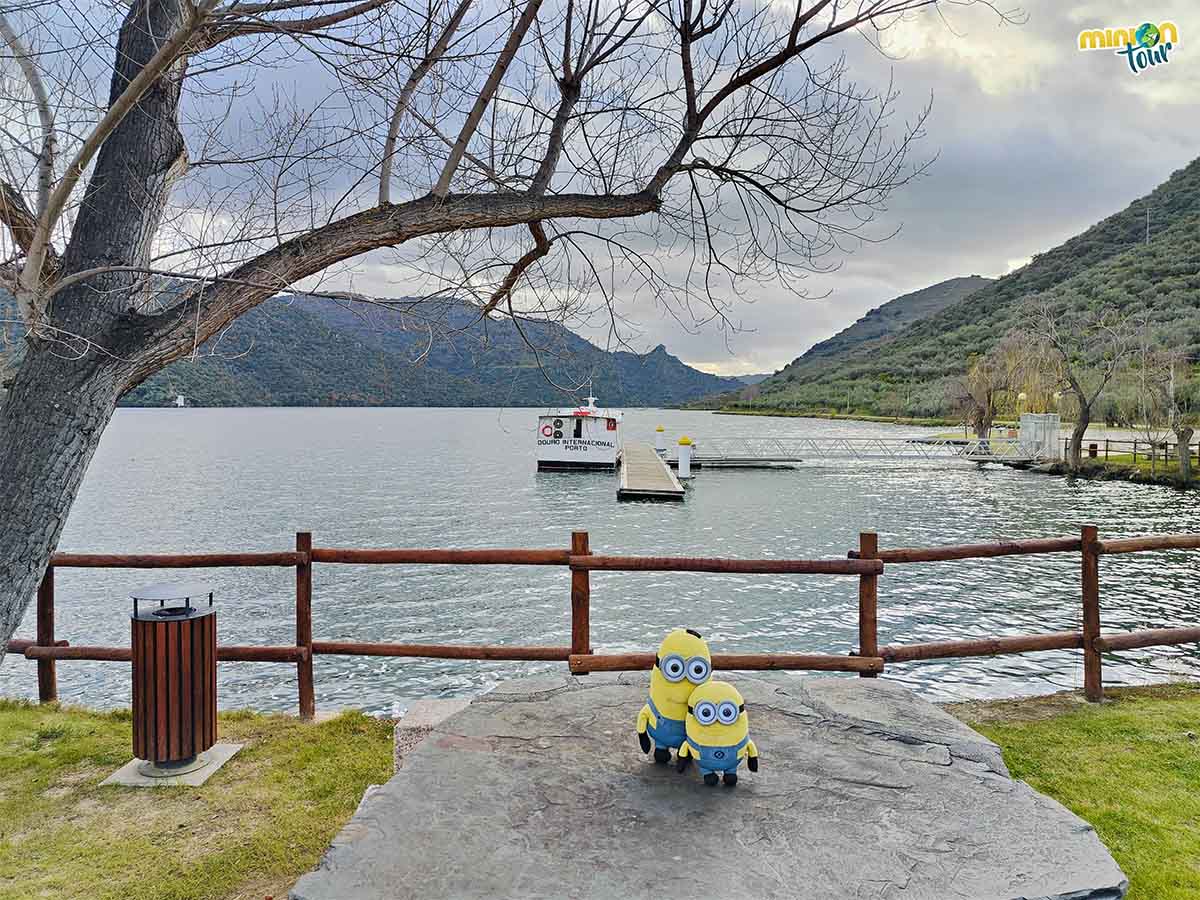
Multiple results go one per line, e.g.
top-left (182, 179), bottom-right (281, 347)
top-left (618, 443), bottom-right (685, 501)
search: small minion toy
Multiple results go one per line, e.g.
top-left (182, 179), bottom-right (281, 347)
top-left (637, 628), bottom-right (712, 763)
top-left (676, 680), bottom-right (759, 786)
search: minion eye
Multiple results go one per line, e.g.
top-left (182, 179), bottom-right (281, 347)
top-left (717, 702), bottom-right (739, 724)
top-left (694, 702), bottom-right (717, 725)
top-left (661, 655), bottom-right (686, 682)
top-left (686, 658), bottom-right (711, 684)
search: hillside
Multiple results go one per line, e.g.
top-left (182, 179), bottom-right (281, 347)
top-left (751, 157), bottom-right (1200, 415)
top-left (123, 299), bottom-right (490, 407)
top-left (777, 275), bottom-right (992, 381)
top-left (118, 295), bottom-right (739, 407)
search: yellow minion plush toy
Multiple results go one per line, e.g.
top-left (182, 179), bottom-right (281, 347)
top-left (637, 628), bottom-right (711, 763)
top-left (676, 680), bottom-right (759, 786)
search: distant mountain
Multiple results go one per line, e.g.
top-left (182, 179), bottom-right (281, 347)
top-left (121, 295), bottom-right (740, 407)
top-left (748, 157), bottom-right (1200, 416)
top-left (732, 373), bottom-right (773, 386)
top-left (123, 297), bottom-right (489, 407)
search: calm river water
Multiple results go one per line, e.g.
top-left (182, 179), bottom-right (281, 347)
top-left (2, 407), bottom-right (1198, 713)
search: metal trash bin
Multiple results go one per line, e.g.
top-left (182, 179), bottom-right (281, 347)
top-left (130, 581), bottom-right (216, 777)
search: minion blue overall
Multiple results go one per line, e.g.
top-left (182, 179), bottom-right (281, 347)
top-left (676, 680), bottom-right (760, 786)
top-left (637, 629), bottom-right (712, 763)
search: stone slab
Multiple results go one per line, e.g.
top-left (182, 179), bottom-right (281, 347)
top-left (101, 743), bottom-right (243, 787)
top-left (393, 699), bottom-right (473, 771)
top-left (291, 675), bottom-right (1127, 900)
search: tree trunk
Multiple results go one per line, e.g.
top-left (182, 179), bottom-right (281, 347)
top-left (1068, 406), bottom-right (1089, 472)
top-left (1178, 427), bottom-right (1195, 484)
top-left (0, 0), bottom-right (189, 665)
top-left (0, 347), bottom-right (126, 663)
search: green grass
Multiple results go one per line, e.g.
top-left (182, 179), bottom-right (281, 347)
top-left (949, 683), bottom-right (1200, 900)
top-left (0, 699), bottom-right (393, 900)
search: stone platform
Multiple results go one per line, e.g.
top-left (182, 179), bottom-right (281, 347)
top-left (290, 674), bottom-right (1127, 900)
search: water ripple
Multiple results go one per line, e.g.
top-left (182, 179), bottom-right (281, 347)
top-left (2, 407), bottom-right (1198, 713)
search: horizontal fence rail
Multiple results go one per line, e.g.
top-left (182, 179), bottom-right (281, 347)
top-left (849, 536), bottom-right (1081, 563)
top-left (7, 528), bottom-right (1200, 715)
top-left (310, 548), bottom-right (571, 565)
top-left (50, 552), bottom-right (306, 568)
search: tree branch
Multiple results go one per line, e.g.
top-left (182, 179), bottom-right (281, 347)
top-left (0, 13), bottom-right (56, 222)
top-left (432, 0), bottom-right (544, 197)
top-left (201, 0), bottom-right (394, 50)
top-left (133, 189), bottom-right (659, 378)
top-left (17, 0), bottom-right (223, 325)
top-left (380, 0), bottom-right (475, 205)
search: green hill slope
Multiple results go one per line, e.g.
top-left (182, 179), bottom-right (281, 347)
top-left (117, 295), bottom-right (738, 407)
top-left (752, 157), bottom-right (1200, 415)
top-left (298, 297), bottom-right (740, 407)
top-left (774, 275), bottom-right (992, 381)
top-left (122, 298), bottom-right (490, 407)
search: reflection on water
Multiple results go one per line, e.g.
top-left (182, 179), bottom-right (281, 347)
top-left (2, 407), bottom-right (1198, 713)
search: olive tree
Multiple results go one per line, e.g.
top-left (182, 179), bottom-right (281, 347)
top-left (0, 0), bottom-right (1021, 660)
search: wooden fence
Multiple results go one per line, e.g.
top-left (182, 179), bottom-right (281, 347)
top-left (7, 528), bottom-right (1200, 718)
top-left (1065, 437), bottom-right (1200, 465)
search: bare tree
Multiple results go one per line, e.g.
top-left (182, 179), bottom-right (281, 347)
top-left (947, 333), bottom-right (1027, 440)
top-left (1018, 299), bottom-right (1138, 472)
top-left (0, 0), bottom-right (1022, 660)
top-left (1133, 336), bottom-right (1197, 483)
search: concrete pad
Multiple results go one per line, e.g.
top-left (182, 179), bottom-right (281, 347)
top-left (101, 743), bottom-right (243, 788)
top-left (291, 675), bottom-right (1127, 900)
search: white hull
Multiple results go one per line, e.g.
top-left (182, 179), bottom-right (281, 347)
top-left (536, 401), bottom-right (622, 470)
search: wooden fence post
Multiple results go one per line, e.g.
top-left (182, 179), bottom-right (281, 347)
top-left (36, 567), bottom-right (57, 703)
top-left (1081, 524), bottom-right (1103, 702)
top-left (858, 532), bottom-right (879, 678)
top-left (570, 531), bottom-right (591, 662)
top-left (296, 532), bottom-right (315, 719)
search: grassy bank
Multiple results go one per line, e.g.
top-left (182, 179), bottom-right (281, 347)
top-left (948, 682), bottom-right (1200, 899)
top-left (1028, 457), bottom-right (1198, 490)
top-left (0, 700), bottom-right (393, 900)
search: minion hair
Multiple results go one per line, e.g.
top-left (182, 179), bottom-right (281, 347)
top-left (685, 629), bottom-right (702, 639)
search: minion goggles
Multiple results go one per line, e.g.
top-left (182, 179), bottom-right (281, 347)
top-left (655, 654), bottom-right (711, 684)
top-left (688, 700), bottom-right (744, 725)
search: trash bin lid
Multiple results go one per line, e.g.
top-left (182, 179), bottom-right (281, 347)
top-left (130, 581), bottom-right (215, 602)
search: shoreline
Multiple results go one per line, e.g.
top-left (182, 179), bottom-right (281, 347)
top-left (1016, 458), bottom-right (1197, 491)
top-left (711, 407), bottom-right (967, 427)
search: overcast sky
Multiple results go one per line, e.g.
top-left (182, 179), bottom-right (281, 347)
top-left (623, 0), bottom-right (1199, 376)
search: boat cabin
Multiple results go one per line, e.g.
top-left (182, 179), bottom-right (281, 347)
top-left (536, 396), bottom-right (623, 470)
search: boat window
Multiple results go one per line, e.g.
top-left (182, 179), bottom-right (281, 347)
top-left (574, 419), bottom-right (583, 439)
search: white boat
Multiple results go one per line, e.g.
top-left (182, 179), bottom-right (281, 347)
top-left (536, 395), bottom-right (623, 471)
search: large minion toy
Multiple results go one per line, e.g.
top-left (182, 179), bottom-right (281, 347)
top-left (676, 680), bottom-right (759, 786)
top-left (637, 628), bottom-right (712, 763)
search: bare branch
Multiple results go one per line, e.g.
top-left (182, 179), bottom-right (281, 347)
top-left (432, 0), bottom-right (544, 197)
top-left (379, 0), bottom-right (475, 204)
top-left (17, 0), bottom-right (223, 324)
top-left (201, 0), bottom-right (393, 50)
top-left (0, 12), bottom-right (55, 221)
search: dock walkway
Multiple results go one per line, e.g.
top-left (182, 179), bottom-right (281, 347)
top-left (618, 442), bottom-right (685, 501)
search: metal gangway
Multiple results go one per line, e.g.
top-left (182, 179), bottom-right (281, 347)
top-left (667, 436), bottom-right (1050, 468)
